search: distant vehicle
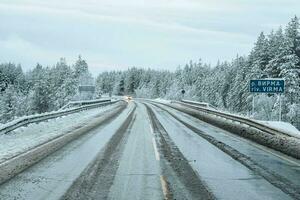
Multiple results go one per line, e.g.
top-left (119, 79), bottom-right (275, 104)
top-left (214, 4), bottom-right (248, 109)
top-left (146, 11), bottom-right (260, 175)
top-left (128, 96), bottom-right (132, 100)
top-left (125, 96), bottom-right (132, 100)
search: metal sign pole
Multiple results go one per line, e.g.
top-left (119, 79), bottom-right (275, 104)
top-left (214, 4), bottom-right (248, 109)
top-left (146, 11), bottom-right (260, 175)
top-left (252, 94), bottom-right (255, 117)
top-left (181, 89), bottom-right (185, 101)
top-left (279, 94), bottom-right (282, 121)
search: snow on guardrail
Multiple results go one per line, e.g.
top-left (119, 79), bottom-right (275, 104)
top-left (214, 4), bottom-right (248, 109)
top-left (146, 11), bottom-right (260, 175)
top-left (257, 120), bottom-right (300, 138)
top-left (0, 99), bottom-right (119, 135)
top-left (177, 100), bottom-right (299, 139)
top-left (60, 98), bottom-right (112, 110)
top-left (181, 99), bottom-right (218, 110)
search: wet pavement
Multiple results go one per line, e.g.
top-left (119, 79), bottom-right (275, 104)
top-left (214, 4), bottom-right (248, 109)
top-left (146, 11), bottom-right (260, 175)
top-left (0, 100), bottom-right (299, 200)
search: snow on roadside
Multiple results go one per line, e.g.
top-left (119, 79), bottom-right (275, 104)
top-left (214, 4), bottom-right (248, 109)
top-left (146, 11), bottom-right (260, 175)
top-left (170, 99), bottom-right (300, 139)
top-left (257, 121), bottom-right (300, 138)
top-left (181, 99), bottom-right (209, 106)
top-left (0, 103), bottom-right (120, 163)
top-left (0, 101), bottom-right (110, 131)
top-left (154, 98), bottom-right (171, 104)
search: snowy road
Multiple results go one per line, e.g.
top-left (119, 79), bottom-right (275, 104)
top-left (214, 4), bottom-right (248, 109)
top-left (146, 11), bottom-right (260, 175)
top-left (0, 100), bottom-right (299, 200)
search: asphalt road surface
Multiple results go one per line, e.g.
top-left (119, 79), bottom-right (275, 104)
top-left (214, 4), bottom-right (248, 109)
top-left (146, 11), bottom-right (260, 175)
top-left (0, 100), bottom-right (300, 200)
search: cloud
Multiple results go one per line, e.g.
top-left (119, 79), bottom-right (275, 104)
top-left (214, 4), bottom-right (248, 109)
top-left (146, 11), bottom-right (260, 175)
top-left (0, 0), bottom-right (299, 74)
top-left (0, 35), bottom-right (67, 69)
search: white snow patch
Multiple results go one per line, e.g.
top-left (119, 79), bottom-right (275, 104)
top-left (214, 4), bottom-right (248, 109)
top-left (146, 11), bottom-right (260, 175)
top-left (258, 121), bottom-right (300, 138)
top-left (154, 98), bottom-right (171, 104)
top-left (182, 99), bottom-right (209, 106)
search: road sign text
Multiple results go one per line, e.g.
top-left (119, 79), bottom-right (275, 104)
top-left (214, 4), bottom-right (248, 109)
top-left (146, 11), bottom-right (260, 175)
top-left (250, 79), bottom-right (284, 93)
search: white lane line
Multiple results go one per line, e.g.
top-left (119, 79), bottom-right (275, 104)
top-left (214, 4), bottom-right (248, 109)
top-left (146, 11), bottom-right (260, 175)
top-left (149, 124), bottom-right (154, 135)
top-left (152, 138), bottom-right (160, 161)
top-left (160, 175), bottom-right (169, 199)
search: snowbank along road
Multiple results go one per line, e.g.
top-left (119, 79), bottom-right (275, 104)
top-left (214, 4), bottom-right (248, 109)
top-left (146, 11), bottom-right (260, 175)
top-left (0, 99), bottom-right (300, 200)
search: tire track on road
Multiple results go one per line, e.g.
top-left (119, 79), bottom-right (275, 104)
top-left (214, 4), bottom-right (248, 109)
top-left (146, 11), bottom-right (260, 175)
top-left (0, 103), bottom-right (127, 186)
top-left (149, 102), bottom-right (300, 200)
top-left (61, 103), bottom-right (137, 200)
top-left (144, 103), bottom-right (215, 200)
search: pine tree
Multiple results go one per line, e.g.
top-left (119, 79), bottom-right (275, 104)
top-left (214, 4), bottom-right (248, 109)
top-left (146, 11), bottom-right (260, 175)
top-left (0, 85), bottom-right (17, 122)
top-left (266, 27), bottom-right (285, 77)
top-left (73, 55), bottom-right (89, 81)
top-left (250, 32), bottom-right (270, 75)
top-left (30, 65), bottom-right (51, 113)
top-left (280, 16), bottom-right (300, 106)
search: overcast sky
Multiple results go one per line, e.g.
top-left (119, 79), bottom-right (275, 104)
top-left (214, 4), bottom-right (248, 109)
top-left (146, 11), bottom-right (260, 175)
top-left (0, 0), bottom-right (299, 74)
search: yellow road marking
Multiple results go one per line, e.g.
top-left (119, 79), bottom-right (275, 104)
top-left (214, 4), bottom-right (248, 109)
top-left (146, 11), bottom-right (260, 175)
top-left (160, 175), bottom-right (169, 200)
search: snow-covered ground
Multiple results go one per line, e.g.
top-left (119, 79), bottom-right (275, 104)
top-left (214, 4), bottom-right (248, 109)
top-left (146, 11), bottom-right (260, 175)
top-left (181, 99), bottom-right (210, 107)
top-left (154, 98), bottom-right (171, 104)
top-left (258, 121), bottom-right (300, 138)
top-left (0, 103), bottom-right (120, 163)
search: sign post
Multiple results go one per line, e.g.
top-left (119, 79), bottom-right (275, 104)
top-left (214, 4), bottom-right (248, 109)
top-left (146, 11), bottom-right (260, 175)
top-left (249, 79), bottom-right (285, 121)
top-left (279, 94), bottom-right (282, 121)
top-left (181, 89), bottom-right (185, 100)
top-left (252, 94), bottom-right (255, 117)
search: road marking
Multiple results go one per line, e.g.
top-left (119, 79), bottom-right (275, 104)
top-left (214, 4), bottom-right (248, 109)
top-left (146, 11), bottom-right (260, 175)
top-left (152, 138), bottom-right (160, 161)
top-left (149, 124), bottom-right (154, 135)
top-left (160, 175), bottom-right (169, 200)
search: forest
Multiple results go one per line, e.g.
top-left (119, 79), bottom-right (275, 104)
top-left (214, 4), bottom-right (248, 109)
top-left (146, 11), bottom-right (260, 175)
top-left (1, 16), bottom-right (299, 128)
top-left (96, 16), bottom-right (300, 128)
top-left (0, 56), bottom-right (93, 123)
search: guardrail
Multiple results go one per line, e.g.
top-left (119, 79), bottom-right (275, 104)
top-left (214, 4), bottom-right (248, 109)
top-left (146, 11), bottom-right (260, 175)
top-left (149, 99), bottom-right (300, 159)
top-left (0, 103), bottom-right (127, 185)
top-left (181, 99), bottom-right (218, 110)
top-left (175, 101), bottom-right (296, 138)
top-left (60, 98), bottom-right (111, 110)
top-left (0, 100), bottom-right (119, 135)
